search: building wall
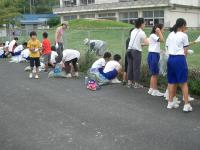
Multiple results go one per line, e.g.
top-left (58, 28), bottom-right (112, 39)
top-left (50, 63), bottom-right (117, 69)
top-left (170, 0), bottom-right (200, 6)
top-left (95, 0), bottom-right (119, 4)
top-left (165, 7), bottom-right (200, 27)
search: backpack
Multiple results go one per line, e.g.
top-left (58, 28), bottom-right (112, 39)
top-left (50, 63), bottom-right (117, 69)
top-left (87, 80), bottom-right (100, 91)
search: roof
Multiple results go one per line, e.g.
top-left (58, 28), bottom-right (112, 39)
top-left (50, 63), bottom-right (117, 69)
top-left (19, 14), bottom-right (57, 25)
top-left (53, 0), bottom-right (170, 14)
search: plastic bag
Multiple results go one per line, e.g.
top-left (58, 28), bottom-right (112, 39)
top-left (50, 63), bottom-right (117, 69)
top-left (48, 63), bottom-right (67, 78)
top-left (159, 50), bottom-right (169, 76)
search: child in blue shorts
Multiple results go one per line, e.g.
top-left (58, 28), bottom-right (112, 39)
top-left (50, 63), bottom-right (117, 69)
top-left (148, 24), bottom-right (165, 97)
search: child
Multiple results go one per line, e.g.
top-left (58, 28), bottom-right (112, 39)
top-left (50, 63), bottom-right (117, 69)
top-left (127, 18), bottom-right (149, 88)
top-left (8, 37), bottom-right (18, 55)
top-left (90, 52), bottom-right (112, 73)
top-left (42, 32), bottom-right (51, 72)
top-left (13, 42), bottom-right (27, 56)
top-left (62, 49), bottom-right (80, 78)
top-left (148, 24), bottom-right (165, 97)
top-left (27, 31), bottom-right (42, 79)
top-left (166, 18), bottom-right (192, 112)
top-left (100, 54), bottom-right (122, 84)
top-left (50, 46), bottom-right (58, 68)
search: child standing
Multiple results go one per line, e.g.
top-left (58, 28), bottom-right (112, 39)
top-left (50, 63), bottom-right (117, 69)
top-left (166, 18), bottom-right (192, 112)
top-left (27, 31), bottom-right (42, 79)
top-left (148, 24), bottom-right (165, 96)
top-left (42, 32), bottom-right (51, 72)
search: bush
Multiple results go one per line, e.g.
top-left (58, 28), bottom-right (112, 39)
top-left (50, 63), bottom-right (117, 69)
top-left (47, 17), bottom-right (60, 28)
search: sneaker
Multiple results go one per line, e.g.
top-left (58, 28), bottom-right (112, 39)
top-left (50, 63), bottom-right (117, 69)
top-left (151, 90), bottom-right (164, 97)
top-left (167, 101), bottom-right (179, 109)
top-left (74, 72), bottom-right (79, 77)
top-left (111, 78), bottom-right (121, 84)
top-left (66, 73), bottom-right (72, 78)
top-left (35, 74), bottom-right (40, 79)
top-left (29, 73), bottom-right (33, 79)
top-left (183, 103), bottom-right (193, 112)
top-left (173, 97), bottom-right (181, 104)
top-left (134, 83), bottom-right (143, 89)
top-left (148, 88), bottom-right (153, 95)
top-left (183, 96), bottom-right (195, 102)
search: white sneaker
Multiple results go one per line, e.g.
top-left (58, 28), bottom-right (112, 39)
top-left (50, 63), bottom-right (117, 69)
top-left (167, 101), bottom-right (179, 109)
top-left (183, 103), bottom-right (193, 112)
top-left (29, 73), bottom-right (33, 79)
top-left (173, 97), bottom-right (181, 104)
top-left (148, 88), bottom-right (153, 95)
top-left (111, 78), bottom-right (121, 84)
top-left (183, 96), bottom-right (195, 102)
top-left (151, 90), bottom-right (164, 97)
top-left (66, 73), bottom-right (72, 78)
top-left (35, 74), bottom-right (39, 79)
top-left (74, 72), bottom-right (79, 77)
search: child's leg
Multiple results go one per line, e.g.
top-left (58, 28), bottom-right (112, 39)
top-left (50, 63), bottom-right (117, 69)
top-left (168, 84), bottom-right (177, 102)
top-left (180, 82), bottom-right (189, 104)
top-left (64, 61), bottom-right (71, 74)
top-left (151, 75), bottom-right (158, 89)
top-left (35, 58), bottom-right (40, 76)
top-left (71, 58), bottom-right (78, 72)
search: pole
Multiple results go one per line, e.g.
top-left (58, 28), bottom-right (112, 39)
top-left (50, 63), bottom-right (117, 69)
top-left (30, 0), bottom-right (32, 14)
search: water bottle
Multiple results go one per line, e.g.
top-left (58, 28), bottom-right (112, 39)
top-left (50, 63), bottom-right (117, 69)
top-left (85, 76), bottom-right (88, 85)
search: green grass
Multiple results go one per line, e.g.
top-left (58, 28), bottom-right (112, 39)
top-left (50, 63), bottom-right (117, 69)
top-left (2, 19), bottom-right (200, 69)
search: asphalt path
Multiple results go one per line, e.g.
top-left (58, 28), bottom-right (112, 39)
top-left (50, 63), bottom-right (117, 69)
top-left (0, 60), bottom-right (200, 150)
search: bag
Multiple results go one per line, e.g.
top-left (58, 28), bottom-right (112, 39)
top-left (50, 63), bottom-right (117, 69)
top-left (159, 51), bottom-right (169, 76)
top-left (54, 64), bottom-right (62, 74)
top-left (87, 80), bottom-right (100, 91)
top-left (48, 63), bottom-right (67, 78)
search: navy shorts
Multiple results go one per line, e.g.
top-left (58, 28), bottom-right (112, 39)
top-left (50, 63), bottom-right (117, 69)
top-left (167, 55), bottom-right (188, 84)
top-left (99, 68), bottom-right (118, 80)
top-left (148, 52), bottom-right (160, 75)
top-left (30, 57), bottom-right (40, 68)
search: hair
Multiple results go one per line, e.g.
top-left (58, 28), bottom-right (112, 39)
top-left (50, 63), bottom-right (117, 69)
top-left (14, 37), bottom-right (18, 41)
top-left (135, 18), bottom-right (145, 28)
top-left (30, 31), bottom-right (37, 37)
top-left (113, 54), bottom-right (121, 61)
top-left (22, 42), bottom-right (27, 46)
top-left (51, 45), bottom-right (56, 51)
top-left (151, 24), bottom-right (164, 34)
top-left (103, 52), bottom-right (112, 59)
top-left (170, 18), bottom-right (187, 33)
top-left (2, 43), bottom-right (5, 46)
top-left (43, 32), bottom-right (48, 38)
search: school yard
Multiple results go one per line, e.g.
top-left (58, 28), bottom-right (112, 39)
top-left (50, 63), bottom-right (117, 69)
top-left (0, 56), bottom-right (200, 150)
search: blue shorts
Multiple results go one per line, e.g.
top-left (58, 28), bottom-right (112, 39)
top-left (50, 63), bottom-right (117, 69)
top-left (99, 68), bottom-right (118, 80)
top-left (167, 55), bottom-right (188, 84)
top-left (148, 52), bottom-right (160, 75)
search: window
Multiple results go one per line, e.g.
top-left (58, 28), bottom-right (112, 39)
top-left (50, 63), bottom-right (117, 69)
top-left (80, 0), bottom-right (95, 5)
top-left (80, 14), bottom-right (95, 18)
top-left (142, 10), bottom-right (164, 26)
top-left (63, 15), bottom-right (77, 21)
top-left (119, 11), bottom-right (138, 24)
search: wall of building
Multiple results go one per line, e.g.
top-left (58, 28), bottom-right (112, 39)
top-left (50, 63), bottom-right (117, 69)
top-left (95, 0), bottom-right (119, 4)
top-left (170, 0), bottom-right (200, 6)
top-left (165, 7), bottom-right (200, 27)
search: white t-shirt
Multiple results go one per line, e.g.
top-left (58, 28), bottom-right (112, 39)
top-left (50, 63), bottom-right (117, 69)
top-left (62, 49), bottom-right (80, 62)
top-left (91, 58), bottom-right (106, 69)
top-left (103, 60), bottom-right (121, 73)
top-left (21, 49), bottom-right (30, 59)
top-left (50, 51), bottom-right (58, 64)
top-left (8, 40), bottom-right (17, 52)
top-left (166, 31), bottom-right (189, 55)
top-left (128, 28), bottom-right (147, 51)
top-left (14, 45), bottom-right (23, 53)
top-left (0, 47), bottom-right (4, 56)
top-left (148, 34), bottom-right (160, 53)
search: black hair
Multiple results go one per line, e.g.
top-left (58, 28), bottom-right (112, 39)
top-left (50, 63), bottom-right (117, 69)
top-left (113, 54), bottom-right (121, 61)
top-left (170, 18), bottom-right (187, 33)
top-left (22, 42), bottom-right (27, 46)
top-left (151, 24), bottom-right (164, 34)
top-left (14, 37), bottom-right (18, 41)
top-left (2, 43), bottom-right (5, 46)
top-left (103, 52), bottom-right (112, 59)
top-left (30, 31), bottom-right (37, 37)
top-left (43, 32), bottom-right (48, 38)
top-left (135, 18), bottom-right (145, 28)
top-left (51, 45), bottom-right (56, 51)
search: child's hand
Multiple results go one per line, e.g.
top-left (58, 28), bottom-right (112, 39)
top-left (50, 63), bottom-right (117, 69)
top-left (188, 49), bottom-right (194, 55)
top-left (156, 28), bottom-right (161, 33)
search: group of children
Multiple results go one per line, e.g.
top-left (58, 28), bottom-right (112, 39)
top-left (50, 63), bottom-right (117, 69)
top-left (1, 18), bottom-right (199, 113)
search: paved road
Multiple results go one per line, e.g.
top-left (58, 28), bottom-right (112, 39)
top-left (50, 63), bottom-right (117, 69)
top-left (0, 60), bottom-right (200, 150)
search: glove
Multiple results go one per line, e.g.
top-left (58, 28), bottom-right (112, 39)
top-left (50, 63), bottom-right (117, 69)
top-left (195, 36), bottom-right (200, 43)
top-left (55, 43), bottom-right (59, 49)
top-left (188, 49), bottom-right (194, 55)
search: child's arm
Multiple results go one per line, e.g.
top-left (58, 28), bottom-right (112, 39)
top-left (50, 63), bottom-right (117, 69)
top-left (156, 28), bottom-right (164, 43)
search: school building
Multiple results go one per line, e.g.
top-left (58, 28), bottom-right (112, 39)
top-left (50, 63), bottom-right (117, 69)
top-left (53, 0), bottom-right (200, 27)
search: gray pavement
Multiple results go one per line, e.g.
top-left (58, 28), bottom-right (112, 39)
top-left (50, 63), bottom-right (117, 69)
top-left (0, 59), bottom-right (200, 150)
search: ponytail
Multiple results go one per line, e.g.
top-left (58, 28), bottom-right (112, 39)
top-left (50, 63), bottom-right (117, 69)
top-left (170, 18), bottom-right (186, 33)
